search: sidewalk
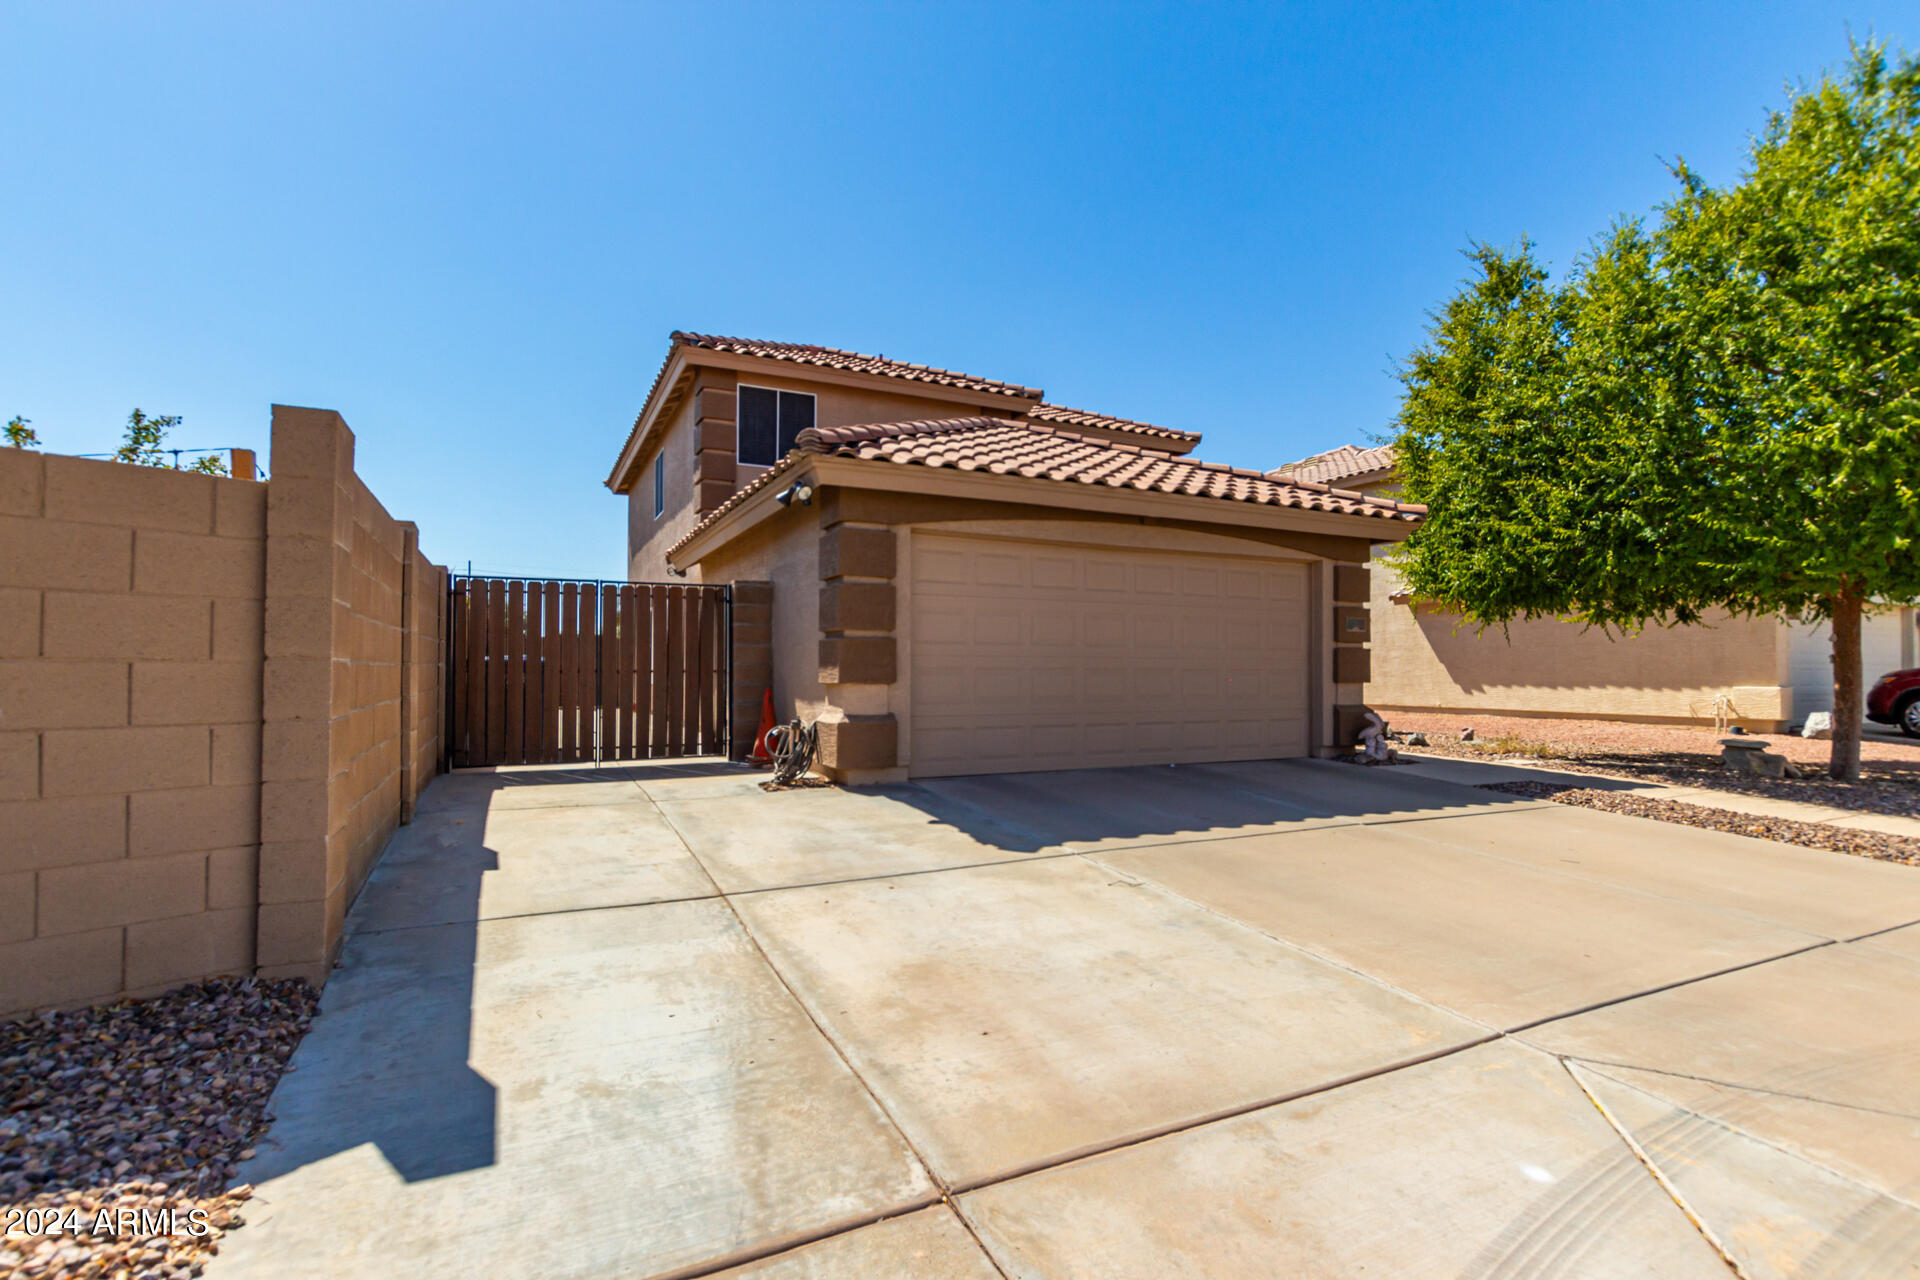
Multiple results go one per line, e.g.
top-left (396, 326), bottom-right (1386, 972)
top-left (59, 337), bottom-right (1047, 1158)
top-left (1396, 752), bottom-right (1920, 841)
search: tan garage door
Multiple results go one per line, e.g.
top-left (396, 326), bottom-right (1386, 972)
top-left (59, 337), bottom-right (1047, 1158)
top-left (909, 533), bottom-right (1311, 777)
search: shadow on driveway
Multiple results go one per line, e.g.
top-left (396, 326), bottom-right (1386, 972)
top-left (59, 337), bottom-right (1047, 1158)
top-left (889, 756), bottom-right (1554, 854)
top-left (244, 843), bottom-right (500, 1185)
top-left (245, 760), bottom-right (743, 1187)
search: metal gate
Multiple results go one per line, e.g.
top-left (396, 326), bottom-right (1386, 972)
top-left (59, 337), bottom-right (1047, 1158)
top-left (447, 576), bottom-right (730, 768)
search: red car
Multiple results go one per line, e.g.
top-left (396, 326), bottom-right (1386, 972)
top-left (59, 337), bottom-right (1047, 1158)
top-left (1866, 668), bottom-right (1920, 737)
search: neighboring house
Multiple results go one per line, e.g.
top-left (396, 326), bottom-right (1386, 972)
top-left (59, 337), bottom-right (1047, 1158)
top-left (606, 332), bottom-right (1421, 782)
top-left (1271, 444), bottom-right (1920, 731)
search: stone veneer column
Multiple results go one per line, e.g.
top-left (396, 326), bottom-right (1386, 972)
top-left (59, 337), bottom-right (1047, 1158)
top-left (1329, 562), bottom-right (1373, 749)
top-left (815, 521), bottom-right (899, 781)
top-left (693, 373), bottom-right (739, 517)
top-left (730, 581), bottom-right (773, 760)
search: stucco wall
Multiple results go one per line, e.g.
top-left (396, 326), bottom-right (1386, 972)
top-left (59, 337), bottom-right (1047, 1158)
top-left (1, 406), bottom-right (446, 1016)
top-left (626, 375), bottom-right (1013, 581)
top-left (1364, 556), bottom-right (1793, 727)
top-left (627, 394), bottom-right (699, 582)
top-left (738, 371), bottom-right (1001, 435)
top-left (697, 509), bottom-right (823, 724)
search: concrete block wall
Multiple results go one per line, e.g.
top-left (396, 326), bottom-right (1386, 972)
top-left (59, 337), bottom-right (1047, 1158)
top-left (258, 406), bottom-right (445, 987)
top-left (0, 449), bottom-right (267, 1012)
top-left (0, 405), bottom-right (446, 1016)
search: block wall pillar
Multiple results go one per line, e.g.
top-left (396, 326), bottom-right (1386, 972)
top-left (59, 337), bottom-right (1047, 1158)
top-left (256, 406), bottom-right (351, 985)
top-left (730, 580), bottom-right (773, 760)
top-left (1329, 561), bottom-right (1372, 750)
top-left (815, 520), bottom-right (900, 783)
top-left (693, 373), bottom-right (739, 517)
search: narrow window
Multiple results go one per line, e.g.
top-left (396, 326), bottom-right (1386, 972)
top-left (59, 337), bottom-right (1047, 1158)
top-left (736, 386), bottom-right (816, 466)
top-left (778, 390), bottom-right (815, 456)
top-left (653, 452), bottom-right (664, 518)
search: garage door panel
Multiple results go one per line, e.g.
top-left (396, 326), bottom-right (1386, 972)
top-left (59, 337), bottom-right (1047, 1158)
top-left (1180, 566), bottom-right (1222, 598)
top-left (1083, 609), bottom-right (1133, 646)
top-left (915, 598), bottom-right (972, 639)
top-left (910, 535), bottom-right (1311, 778)
top-left (1132, 614), bottom-right (1174, 647)
top-left (1178, 667), bottom-right (1224, 700)
top-left (973, 609), bottom-right (1024, 645)
top-left (976, 553), bottom-right (1028, 587)
top-left (1177, 613), bottom-right (1224, 648)
top-left (1085, 667), bottom-right (1139, 700)
top-left (1085, 561), bottom-right (1128, 593)
top-left (1031, 610), bottom-right (1077, 646)
top-left (916, 546), bottom-right (975, 584)
top-left (1224, 567), bottom-right (1265, 599)
top-left (973, 666), bottom-right (1030, 703)
top-left (1031, 555), bottom-right (1078, 590)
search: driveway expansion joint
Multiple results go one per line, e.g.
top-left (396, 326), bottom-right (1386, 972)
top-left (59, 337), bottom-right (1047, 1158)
top-left (632, 783), bottom-right (1014, 1279)
top-left (1563, 1059), bottom-right (1752, 1279)
top-left (1500, 938), bottom-right (1836, 1037)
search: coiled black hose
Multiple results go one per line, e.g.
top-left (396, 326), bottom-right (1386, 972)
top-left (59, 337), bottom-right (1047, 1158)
top-left (764, 719), bottom-right (818, 787)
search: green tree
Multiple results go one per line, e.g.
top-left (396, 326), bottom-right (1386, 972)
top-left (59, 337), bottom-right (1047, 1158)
top-left (4, 416), bottom-right (37, 448)
top-left (1394, 43), bottom-right (1920, 781)
top-left (115, 408), bottom-right (229, 476)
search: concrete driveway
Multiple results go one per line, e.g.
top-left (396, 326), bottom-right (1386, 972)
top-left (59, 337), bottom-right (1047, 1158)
top-left (214, 758), bottom-right (1920, 1279)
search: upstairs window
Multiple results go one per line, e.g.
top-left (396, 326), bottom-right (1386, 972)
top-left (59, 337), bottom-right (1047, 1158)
top-left (737, 386), bottom-right (815, 467)
top-left (653, 452), bottom-right (664, 518)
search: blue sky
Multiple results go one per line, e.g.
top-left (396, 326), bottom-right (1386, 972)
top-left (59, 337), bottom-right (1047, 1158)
top-left (2, 2), bottom-right (1906, 579)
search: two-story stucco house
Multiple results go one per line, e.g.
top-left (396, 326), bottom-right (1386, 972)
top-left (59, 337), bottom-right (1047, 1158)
top-left (1272, 444), bottom-right (1919, 731)
top-left (604, 332), bottom-right (1422, 783)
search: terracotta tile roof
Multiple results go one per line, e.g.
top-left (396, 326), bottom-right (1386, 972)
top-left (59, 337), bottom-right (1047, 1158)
top-left (1269, 443), bottom-right (1398, 486)
top-left (672, 332), bottom-right (1043, 400)
top-left (1024, 402), bottom-right (1201, 447)
top-left (668, 418), bottom-right (1421, 561)
top-left (611, 331), bottom-right (1049, 490)
top-left (613, 330), bottom-right (1209, 490)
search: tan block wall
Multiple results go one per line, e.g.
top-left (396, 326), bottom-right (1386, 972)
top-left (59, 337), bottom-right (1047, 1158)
top-left (1364, 556), bottom-right (1792, 728)
top-left (0, 448), bottom-right (266, 1013)
top-left (258, 406), bottom-right (445, 988)
top-left (1, 406), bottom-right (446, 1016)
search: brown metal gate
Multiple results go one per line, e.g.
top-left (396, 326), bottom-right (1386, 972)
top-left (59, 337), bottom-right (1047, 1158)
top-left (447, 576), bottom-right (730, 767)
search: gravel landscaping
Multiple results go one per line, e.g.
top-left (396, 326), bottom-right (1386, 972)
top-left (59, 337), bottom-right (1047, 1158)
top-left (1479, 779), bottom-right (1920, 867)
top-left (1387, 711), bottom-right (1920, 819)
top-left (2, 978), bottom-right (317, 1280)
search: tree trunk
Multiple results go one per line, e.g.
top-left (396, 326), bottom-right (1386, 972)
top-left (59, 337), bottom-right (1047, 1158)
top-left (1829, 589), bottom-right (1864, 782)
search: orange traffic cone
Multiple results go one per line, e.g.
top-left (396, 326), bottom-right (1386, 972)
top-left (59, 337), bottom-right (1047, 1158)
top-left (749, 689), bottom-right (777, 765)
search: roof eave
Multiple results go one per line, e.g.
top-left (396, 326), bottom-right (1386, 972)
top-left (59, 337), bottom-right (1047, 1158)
top-left (606, 347), bottom-right (696, 494)
top-left (691, 347), bottom-right (1043, 406)
top-left (609, 344), bottom-right (1048, 494)
top-left (668, 453), bottom-right (1419, 569)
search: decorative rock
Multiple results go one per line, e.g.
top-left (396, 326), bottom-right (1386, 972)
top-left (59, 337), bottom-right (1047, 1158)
top-left (1801, 711), bottom-right (1833, 740)
top-left (1460, 727), bottom-right (1475, 741)
top-left (1721, 740), bottom-right (1791, 777)
top-left (0, 976), bottom-right (318, 1280)
top-left (1406, 732), bottom-right (1429, 747)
